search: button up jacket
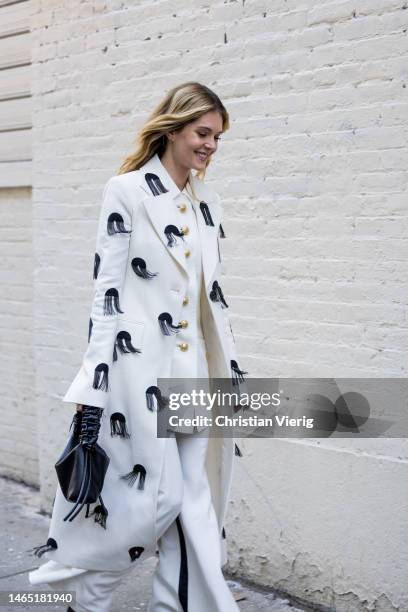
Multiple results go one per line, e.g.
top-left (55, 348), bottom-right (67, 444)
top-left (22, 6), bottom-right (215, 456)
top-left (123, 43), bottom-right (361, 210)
top-left (44, 152), bottom-right (248, 572)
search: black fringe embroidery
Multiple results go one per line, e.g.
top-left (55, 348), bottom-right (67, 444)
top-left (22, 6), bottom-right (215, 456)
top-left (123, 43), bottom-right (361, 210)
top-left (146, 385), bottom-right (168, 412)
top-left (164, 224), bottom-right (185, 247)
top-left (120, 463), bottom-right (146, 490)
top-left (31, 537), bottom-right (58, 558)
top-left (199, 201), bottom-right (214, 226)
top-left (92, 363), bottom-right (109, 391)
top-left (158, 312), bottom-right (182, 335)
top-left (209, 281), bottom-right (229, 308)
top-left (145, 172), bottom-right (168, 196)
top-left (104, 288), bottom-right (124, 315)
top-left (113, 330), bottom-right (142, 362)
top-left (85, 494), bottom-right (109, 529)
top-left (222, 526), bottom-right (226, 539)
top-left (131, 257), bottom-right (158, 279)
top-left (235, 442), bottom-right (243, 457)
top-left (107, 212), bottom-right (132, 235)
top-left (129, 546), bottom-right (145, 561)
top-left (110, 412), bottom-right (130, 438)
top-left (88, 317), bottom-right (93, 343)
top-left (93, 252), bottom-right (100, 279)
top-left (231, 360), bottom-right (248, 386)
top-left (219, 223), bottom-right (226, 238)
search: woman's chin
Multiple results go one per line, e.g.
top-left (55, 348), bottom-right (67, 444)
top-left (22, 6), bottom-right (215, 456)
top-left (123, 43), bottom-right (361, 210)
top-left (191, 156), bottom-right (208, 171)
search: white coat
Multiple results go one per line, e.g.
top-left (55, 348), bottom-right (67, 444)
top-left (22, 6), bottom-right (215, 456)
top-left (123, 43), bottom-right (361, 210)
top-left (40, 152), bottom-right (247, 572)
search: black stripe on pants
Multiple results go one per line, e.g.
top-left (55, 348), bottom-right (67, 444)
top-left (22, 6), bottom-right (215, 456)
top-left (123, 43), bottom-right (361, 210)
top-left (175, 515), bottom-right (188, 611)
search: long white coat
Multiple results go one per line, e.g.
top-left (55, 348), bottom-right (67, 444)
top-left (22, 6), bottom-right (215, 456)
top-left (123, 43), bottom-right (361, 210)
top-left (42, 152), bottom-right (247, 572)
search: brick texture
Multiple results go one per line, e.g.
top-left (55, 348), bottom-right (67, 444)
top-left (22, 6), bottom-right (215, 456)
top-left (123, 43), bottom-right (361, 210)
top-left (0, 187), bottom-right (38, 485)
top-left (8, 1), bottom-right (407, 608)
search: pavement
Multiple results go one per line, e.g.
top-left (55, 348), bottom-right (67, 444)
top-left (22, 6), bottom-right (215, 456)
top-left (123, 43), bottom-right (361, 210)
top-left (0, 476), bottom-right (311, 612)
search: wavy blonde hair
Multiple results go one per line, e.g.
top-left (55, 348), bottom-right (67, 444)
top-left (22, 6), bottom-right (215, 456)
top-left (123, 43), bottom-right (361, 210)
top-left (117, 82), bottom-right (229, 201)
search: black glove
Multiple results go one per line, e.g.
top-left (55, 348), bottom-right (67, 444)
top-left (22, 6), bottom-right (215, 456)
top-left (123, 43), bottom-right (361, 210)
top-left (79, 405), bottom-right (104, 449)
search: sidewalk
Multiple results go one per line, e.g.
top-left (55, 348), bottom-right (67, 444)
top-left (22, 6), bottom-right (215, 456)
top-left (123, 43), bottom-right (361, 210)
top-left (0, 476), bottom-right (310, 612)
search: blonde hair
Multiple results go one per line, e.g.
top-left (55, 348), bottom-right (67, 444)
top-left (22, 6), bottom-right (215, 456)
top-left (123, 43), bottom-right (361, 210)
top-left (116, 82), bottom-right (229, 201)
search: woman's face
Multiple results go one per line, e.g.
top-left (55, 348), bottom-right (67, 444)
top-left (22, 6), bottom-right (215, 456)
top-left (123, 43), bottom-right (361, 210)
top-left (169, 110), bottom-right (224, 171)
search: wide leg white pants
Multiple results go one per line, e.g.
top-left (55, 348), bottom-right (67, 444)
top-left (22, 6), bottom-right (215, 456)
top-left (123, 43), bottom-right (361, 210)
top-left (148, 430), bottom-right (239, 612)
top-left (29, 430), bottom-right (239, 612)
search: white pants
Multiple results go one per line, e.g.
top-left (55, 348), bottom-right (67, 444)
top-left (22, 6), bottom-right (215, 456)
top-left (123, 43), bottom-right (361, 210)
top-left (29, 430), bottom-right (239, 612)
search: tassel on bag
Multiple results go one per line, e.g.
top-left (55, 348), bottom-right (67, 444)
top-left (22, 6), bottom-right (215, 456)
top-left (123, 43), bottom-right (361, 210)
top-left (145, 172), bottom-right (168, 196)
top-left (92, 363), bottom-right (109, 391)
top-left (110, 412), bottom-right (130, 438)
top-left (93, 252), bottom-right (100, 279)
top-left (107, 212), bottom-right (132, 235)
top-left (103, 288), bottom-right (124, 315)
top-left (119, 463), bottom-right (146, 490)
top-left (164, 224), bottom-right (185, 247)
top-left (30, 537), bottom-right (58, 558)
top-left (219, 223), bottom-right (226, 238)
top-left (129, 546), bottom-right (145, 561)
top-left (231, 359), bottom-right (248, 386)
top-left (88, 317), bottom-right (93, 343)
top-left (158, 312), bottom-right (182, 335)
top-left (131, 257), bottom-right (158, 279)
top-left (235, 442), bottom-right (243, 457)
top-left (209, 281), bottom-right (229, 308)
top-left (199, 201), bottom-right (215, 226)
top-left (146, 385), bottom-right (168, 412)
top-left (113, 331), bottom-right (142, 362)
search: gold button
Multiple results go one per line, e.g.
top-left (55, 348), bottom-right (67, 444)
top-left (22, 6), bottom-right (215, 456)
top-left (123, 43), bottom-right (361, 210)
top-left (179, 319), bottom-right (188, 328)
top-left (178, 203), bottom-right (187, 213)
top-left (177, 342), bottom-right (189, 351)
top-left (184, 249), bottom-right (191, 257)
top-left (183, 296), bottom-right (189, 306)
top-left (182, 226), bottom-right (189, 235)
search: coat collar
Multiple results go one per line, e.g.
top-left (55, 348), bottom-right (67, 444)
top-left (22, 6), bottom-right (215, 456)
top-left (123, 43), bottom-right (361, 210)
top-left (137, 153), bottom-right (221, 289)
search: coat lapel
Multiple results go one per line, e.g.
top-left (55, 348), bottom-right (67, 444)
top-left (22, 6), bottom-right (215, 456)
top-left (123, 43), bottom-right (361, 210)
top-left (138, 153), bottom-right (222, 289)
top-left (190, 172), bottom-right (222, 291)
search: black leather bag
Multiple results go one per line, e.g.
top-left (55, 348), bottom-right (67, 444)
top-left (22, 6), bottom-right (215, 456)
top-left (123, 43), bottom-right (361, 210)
top-left (55, 405), bottom-right (110, 525)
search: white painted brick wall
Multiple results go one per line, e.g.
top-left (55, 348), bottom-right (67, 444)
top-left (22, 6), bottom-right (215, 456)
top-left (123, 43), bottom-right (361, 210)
top-left (27, 1), bottom-right (408, 609)
top-left (0, 188), bottom-right (38, 486)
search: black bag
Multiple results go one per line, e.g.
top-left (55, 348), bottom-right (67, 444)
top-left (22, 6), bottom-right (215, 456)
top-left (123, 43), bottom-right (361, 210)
top-left (55, 405), bottom-right (110, 526)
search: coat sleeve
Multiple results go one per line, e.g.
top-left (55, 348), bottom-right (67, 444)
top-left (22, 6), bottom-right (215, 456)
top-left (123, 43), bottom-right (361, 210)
top-left (62, 176), bottom-right (132, 409)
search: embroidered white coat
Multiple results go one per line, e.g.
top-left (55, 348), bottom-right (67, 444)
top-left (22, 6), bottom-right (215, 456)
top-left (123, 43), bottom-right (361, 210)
top-left (42, 153), bottom-right (247, 572)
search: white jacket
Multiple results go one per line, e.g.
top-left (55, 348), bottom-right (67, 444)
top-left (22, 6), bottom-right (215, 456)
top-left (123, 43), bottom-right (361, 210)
top-left (42, 152), bottom-right (248, 571)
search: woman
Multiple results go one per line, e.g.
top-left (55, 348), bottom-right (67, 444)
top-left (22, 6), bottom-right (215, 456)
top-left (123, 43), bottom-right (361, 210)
top-left (28, 82), bottom-right (248, 611)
